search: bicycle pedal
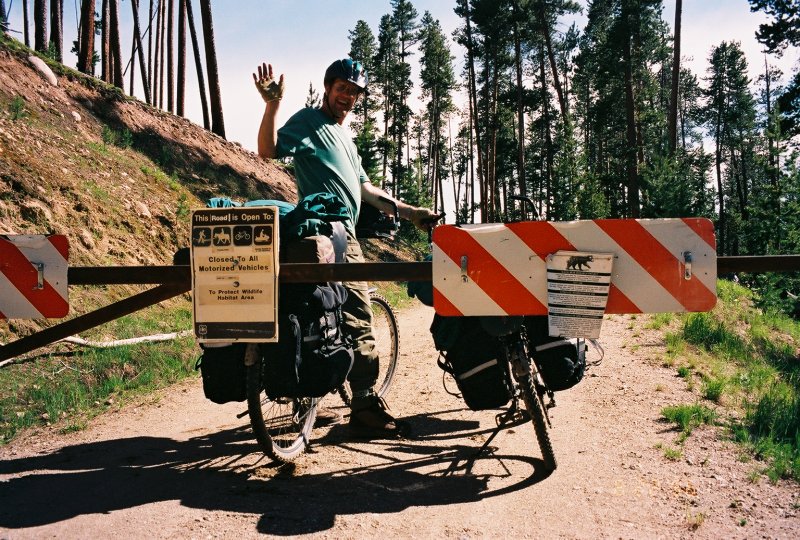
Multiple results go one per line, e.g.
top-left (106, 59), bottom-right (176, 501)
top-left (546, 399), bottom-right (557, 409)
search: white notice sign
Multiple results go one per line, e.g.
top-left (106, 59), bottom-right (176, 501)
top-left (546, 251), bottom-right (613, 339)
top-left (190, 207), bottom-right (279, 343)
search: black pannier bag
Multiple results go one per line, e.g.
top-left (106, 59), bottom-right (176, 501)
top-left (195, 343), bottom-right (248, 404)
top-left (524, 316), bottom-right (585, 391)
top-left (431, 315), bottom-right (513, 411)
top-left (260, 282), bottom-right (354, 398)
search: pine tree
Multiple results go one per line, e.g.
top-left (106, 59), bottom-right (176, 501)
top-left (348, 19), bottom-right (383, 185)
top-left (305, 82), bottom-right (320, 108)
top-left (419, 11), bottom-right (456, 214)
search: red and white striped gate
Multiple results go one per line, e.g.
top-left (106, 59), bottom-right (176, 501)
top-left (0, 235), bottom-right (69, 319)
top-left (431, 218), bottom-right (717, 317)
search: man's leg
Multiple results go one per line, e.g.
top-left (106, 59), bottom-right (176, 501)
top-left (342, 234), bottom-right (409, 437)
top-left (341, 235), bottom-right (379, 395)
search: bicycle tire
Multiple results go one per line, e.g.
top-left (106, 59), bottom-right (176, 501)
top-left (518, 373), bottom-right (557, 471)
top-left (338, 293), bottom-right (400, 406)
top-left (245, 344), bottom-right (318, 462)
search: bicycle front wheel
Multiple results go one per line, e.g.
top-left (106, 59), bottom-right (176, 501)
top-left (370, 294), bottom-right (400, 398)
top-left (245, 344), bottom-right (318, 462)
top-left (518, 372), bottom-right (557, 472)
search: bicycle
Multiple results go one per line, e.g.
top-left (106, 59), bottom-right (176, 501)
top-left (436, 196), bottom-right (559, 471)
top-left (245, 199), bottom-right (402, 462)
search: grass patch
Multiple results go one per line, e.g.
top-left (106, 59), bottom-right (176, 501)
top-left (0, 304), bottom-right (196, 444)
top-left (8, 95), bottom-right (28, 120)
top-left (663, 446), bottom-right (682, 461)
top-left (647, 312), bottom-right (674, 330)
top-left (101, 125), bottom-right (133, 149)
top-left (665, 279), bottom-right (800, 480)
top-left (375, 282), bottom-right (415, 310)
top-left (82, 179), bottom-right (110, 201)
top-left (702, 376), bottom-right (726, 403)
top-left (662, 403), bottom-right (716, 434)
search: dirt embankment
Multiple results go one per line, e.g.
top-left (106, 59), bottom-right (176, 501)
top-left (1, 304), bottom-right (798, 539)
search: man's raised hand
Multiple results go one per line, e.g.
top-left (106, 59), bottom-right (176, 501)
top-left (253, 62), bottom-right (284, 103)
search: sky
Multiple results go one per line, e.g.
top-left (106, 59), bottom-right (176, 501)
top-left (4, 0), bottom-right (799, 154)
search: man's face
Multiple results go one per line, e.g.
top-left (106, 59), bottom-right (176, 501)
top-left (325, 79), bottom-right (362, 121)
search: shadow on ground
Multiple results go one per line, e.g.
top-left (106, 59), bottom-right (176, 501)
top-left (0, 410), bottom-right (550, 535)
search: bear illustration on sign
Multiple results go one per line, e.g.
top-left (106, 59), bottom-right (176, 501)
top-left (566, 254), bottom-right (594, 270)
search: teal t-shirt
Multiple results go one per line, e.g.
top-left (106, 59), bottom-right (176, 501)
top-left (276, 107), bottom-right (367, 235)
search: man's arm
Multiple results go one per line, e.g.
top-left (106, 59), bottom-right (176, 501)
top-left (253, 62), bottom-right (284, 160)
top-left (361, 181), bottom-right (443, 231)
top-left (257, 103), bottom-right (279, 159)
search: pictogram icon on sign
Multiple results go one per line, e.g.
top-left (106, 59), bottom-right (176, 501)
top-left (0, 235), bottom-right (69, 319)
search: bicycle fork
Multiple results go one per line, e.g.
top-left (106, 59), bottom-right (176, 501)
top-left (504, 334), bottom-right (556, 424)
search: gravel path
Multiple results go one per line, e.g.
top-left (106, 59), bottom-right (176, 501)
top-left (1, 303), bottom-right (798, 539)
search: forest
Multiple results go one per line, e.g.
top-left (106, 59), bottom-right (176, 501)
top-left (2, 0), bottom-right (800, 313)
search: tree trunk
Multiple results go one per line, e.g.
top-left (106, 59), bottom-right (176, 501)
top-left (0, 0), bottom-right (7, 37)
top-left (622, 3), bottom-right (640, 218)
top-left (166, 0), bottom-right (174, 113)
top-left (153, 0), bottom-right (162, 107)
top-left (185, 0), bottom-right (209, 129)
top-left (102, 0), bottom-right (110, 82)
top-left (536, 1), bottom-right (567, 121)
top-left (177, 0), bottom-right (186, 116)
top-left (513, 0), bottom-right (526, 201)
top-left (23, 0), bottom-right (31, 46)
top-left (199, 0), bottom-right (225, 137)
top-left (148, 0), bottom-right (154, 101)
top-left (110, 0), bottom-right (123, 87)
top-left (159, 0), bottom-right (166, 107)
top-left (77, 0), bottom-right (95, 75)
top-left (540, 43), bottom-right (554, 219)
top-left (130, 0), bottom-right (151, 104)
top-left (34, 0), bottom-right (47, 53)
top-left (462, 1), bottom-right (485, 222)
top-left (668, 0), bottom-right (681, 156)
top-left (714, 112), bottom-right (725, 253)
top-left (50, 0), bottom-right (63, 61)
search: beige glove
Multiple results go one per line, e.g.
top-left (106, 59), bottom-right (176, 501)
top-left (253, 63), bottom-right (284, 103)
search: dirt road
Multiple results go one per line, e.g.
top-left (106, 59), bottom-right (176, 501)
top-left (1, 303), bottom-right (798, 539)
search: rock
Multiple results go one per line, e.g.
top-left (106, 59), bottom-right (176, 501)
top-left (28, 55), bottom-right (58, 86)
top-left (71, 111), bottom-right (82, 122)
top-left (134, 201), bottom-right (152, 218)
top-left (79, 229), bottom-right (95, 249)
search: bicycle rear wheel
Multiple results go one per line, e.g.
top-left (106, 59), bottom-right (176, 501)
top-left (518, 372), bottom-right (557, 472)
top-left (338, 293), bottom-right (399, 406)
top-left (245, 344), bottom-right (318, 462)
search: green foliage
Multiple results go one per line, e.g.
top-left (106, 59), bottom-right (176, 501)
top-left (8, 95), bottom-right (27, 120)
top-left (702, 376), bottom-right (726, 402)
top-left (662, 403), bottom-right (717, 434)
top-left (176, 192), bottom-right (190, 221)
top-left (0, 306), bottom-right (195, 444)
top-left (670, 280), bottom-right (800, 479)
top-left (101, 125), bottom-right (134, 149)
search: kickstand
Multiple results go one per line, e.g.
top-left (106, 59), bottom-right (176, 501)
top-left (465, 404), bottom-right (524, 474)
